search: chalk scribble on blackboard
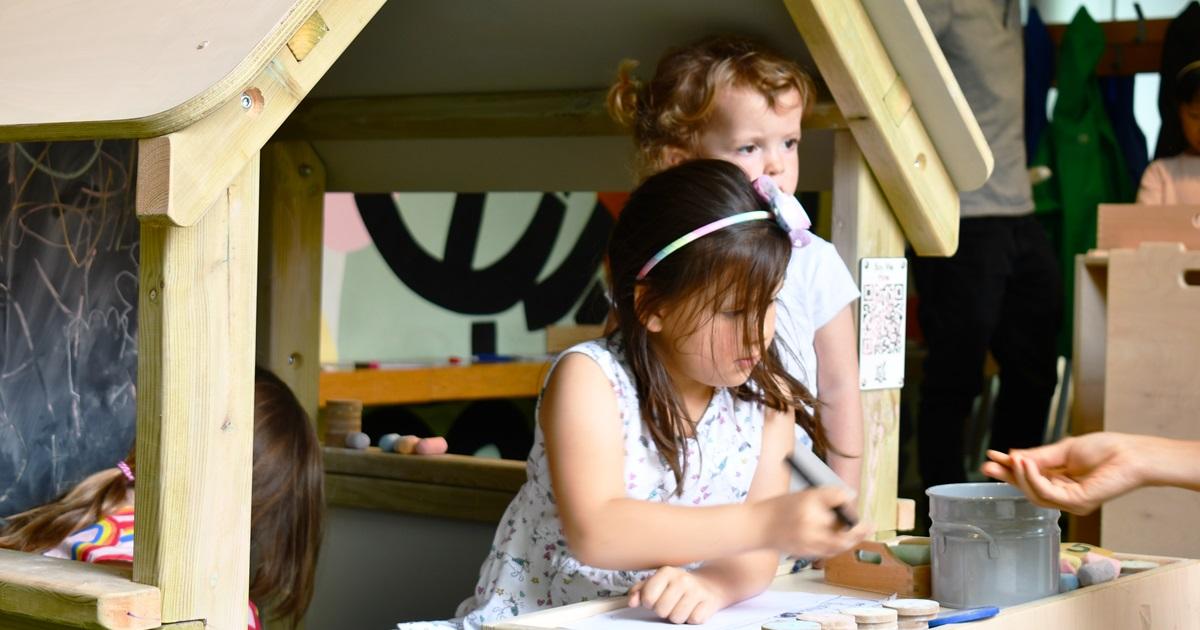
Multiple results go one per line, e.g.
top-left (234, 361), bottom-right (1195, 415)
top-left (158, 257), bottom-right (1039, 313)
top-left (0, 140), bottom-right (139, 516)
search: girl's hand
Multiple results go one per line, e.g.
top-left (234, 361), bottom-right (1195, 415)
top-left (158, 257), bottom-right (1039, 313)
top-left (627, 566), bottom-right (720, 624)
top-left (760, 486), bottom-right (871, 558)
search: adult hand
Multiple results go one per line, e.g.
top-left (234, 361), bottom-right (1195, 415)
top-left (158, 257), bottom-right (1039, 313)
top-left (981, 433), bottom-right (1148, 515)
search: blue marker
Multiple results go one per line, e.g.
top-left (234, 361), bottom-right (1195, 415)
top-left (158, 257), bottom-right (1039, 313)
top-left (928, 606), bottom-right (1000, 627)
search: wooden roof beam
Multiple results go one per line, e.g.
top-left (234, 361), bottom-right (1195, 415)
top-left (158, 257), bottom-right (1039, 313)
top-left (275, 91), bottom-right (846, 141)
top-left (786, 0), bottom-right (965, 256)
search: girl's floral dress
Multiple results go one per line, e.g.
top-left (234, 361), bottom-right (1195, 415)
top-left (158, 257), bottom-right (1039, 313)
top-left (397, 338), bottom-right (767, 630)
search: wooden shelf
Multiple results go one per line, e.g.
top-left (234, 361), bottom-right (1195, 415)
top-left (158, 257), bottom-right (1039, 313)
top-left (318, 360), bottom-right (551, 406)
top-left (323, 448), bottom-right (527, 523)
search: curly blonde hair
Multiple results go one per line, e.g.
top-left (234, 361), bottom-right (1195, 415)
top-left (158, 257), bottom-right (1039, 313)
top-left (607, 35), bottom-right (816, 179)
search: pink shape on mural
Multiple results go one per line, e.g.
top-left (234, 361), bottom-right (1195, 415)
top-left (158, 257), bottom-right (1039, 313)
top-left (324, 192), bottom-right (374, 252)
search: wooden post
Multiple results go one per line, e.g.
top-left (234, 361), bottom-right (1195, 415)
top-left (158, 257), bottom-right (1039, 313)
top-left (832, 131), bottom-right (906, 537)
top-left (258, 141), bottom-right (326, 423)
top-left (134, 153), bottom-right (260, 629)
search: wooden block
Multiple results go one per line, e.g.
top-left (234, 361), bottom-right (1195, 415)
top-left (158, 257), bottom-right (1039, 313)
top-left (286, 11), bottom-right (329, 62)
top-left (321, 399), bottom-right (363, 446)
top-left (1102, 243), bottom-right (1200, 557)
top-left (0, 549), bottom-right (161, 630)
top-left (896, 498), bottom-right (916, 532)
top-left (1097, 204), bottom-right (1200, 250)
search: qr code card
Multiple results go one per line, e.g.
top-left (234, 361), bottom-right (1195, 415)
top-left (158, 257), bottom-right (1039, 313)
top-left (858, 257), bottom-right (907, 390)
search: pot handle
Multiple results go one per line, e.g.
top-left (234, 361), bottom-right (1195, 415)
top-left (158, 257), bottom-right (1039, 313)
top-left (937, 523), bottom-right (998, 559)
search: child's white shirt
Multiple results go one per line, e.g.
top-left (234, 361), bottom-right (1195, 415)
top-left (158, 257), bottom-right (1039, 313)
top-left (774, 234), bottom-right (860, 400)
top-left (774, 235), bottom-right (858, 488)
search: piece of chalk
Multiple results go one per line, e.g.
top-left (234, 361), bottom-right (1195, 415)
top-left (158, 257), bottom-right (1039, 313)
top-left (415, 436), bottom-right (448, 455)
top-left (1060, 572), bottom-right (1080, 592)
top-left (1084, 551), bottom-right (1122, 576)
top-left (1120, 560), bottom-right (1159, 574)
top-left (378, 433), bottom-right (401, 452)
top-left (388, 435), bottom-right (419, 454)
top-left (856, 549), bottom-right (883, 564)
top-left (1078, 559), bottom-right (1118, 586)
top-left (343, 431), bottom-right (370, 450)
top-left (890, 543), bottom-right (931, 566)
top-left (1060, 555), bottom-right (1081, 574)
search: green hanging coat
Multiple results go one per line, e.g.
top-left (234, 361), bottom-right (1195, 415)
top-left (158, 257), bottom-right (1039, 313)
top-left (1032, 7), bottom-right (1134, 352)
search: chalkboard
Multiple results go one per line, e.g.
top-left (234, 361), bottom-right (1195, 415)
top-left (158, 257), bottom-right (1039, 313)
top-left (0, 140), bottom-right (140, 517)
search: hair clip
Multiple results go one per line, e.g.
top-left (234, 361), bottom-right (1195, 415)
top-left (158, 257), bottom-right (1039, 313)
top-left (116, 460), bottom-right (135, 483)
top-left (752, 175), bottom-right (812, 247)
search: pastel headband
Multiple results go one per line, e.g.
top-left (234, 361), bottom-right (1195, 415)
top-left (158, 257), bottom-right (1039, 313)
top-left (636, 175), bottom-right (812, 280)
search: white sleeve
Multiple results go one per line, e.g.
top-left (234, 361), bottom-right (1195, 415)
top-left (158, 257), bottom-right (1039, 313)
top-left (803, 237), bottom-right (860, 330)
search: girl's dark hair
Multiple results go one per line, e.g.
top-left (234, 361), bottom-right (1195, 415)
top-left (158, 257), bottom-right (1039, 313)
top-left (608, 159), bottom-right (828, 492)
top-left (0, 367), bottom-right (324, 626)
top-left (249, 367), bottom-right (325, 626)
top-left (1178, 62), bottom-right (1200, 105)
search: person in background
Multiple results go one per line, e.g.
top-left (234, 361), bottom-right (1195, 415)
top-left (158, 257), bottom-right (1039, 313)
top-left (0, 368), bottom-right (324, 629)
top-left (1138, 60), bottom-right (1200, 204)
top-left (982, 433), bottom-right (1200, 515)
top-left (911, 0), bottom-right (1062, 490)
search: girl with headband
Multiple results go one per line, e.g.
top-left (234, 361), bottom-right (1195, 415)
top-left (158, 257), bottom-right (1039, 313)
top-left (397, 160), bottom-right (869, 630)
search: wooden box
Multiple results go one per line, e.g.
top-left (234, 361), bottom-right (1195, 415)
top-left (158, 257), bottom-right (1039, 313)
top-left (823, 540), bottom-right (931, 598)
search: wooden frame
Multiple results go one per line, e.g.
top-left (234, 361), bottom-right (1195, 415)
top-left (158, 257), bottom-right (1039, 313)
top-left (0, 0), bottom-right (982, 626)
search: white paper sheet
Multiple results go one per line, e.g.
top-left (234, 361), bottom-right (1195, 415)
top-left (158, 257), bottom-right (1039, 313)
top-left (563, 590), bottom-right (883, 630)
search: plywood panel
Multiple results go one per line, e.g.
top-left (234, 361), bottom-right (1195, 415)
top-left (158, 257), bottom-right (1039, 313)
top-left (1102, 243), bottom-right (1200, 558)
top-left (0, 0), bottom-right (318, 139)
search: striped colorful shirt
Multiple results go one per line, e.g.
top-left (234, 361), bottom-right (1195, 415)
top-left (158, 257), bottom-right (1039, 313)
top-left (44, 506), bottom-right (262, 630)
